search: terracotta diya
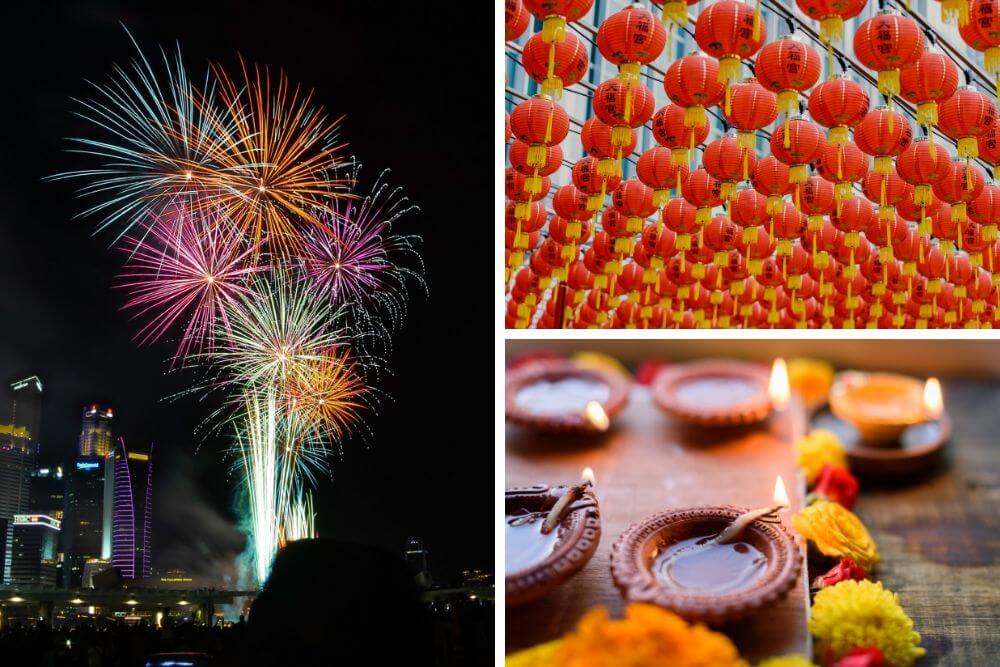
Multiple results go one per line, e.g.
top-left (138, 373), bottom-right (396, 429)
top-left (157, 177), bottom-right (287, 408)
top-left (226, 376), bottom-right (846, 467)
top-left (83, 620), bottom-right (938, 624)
top-left (822, 372), bottom-right (950, 477)
top-left (610, 505), bottom-right (801, 624)
top-left (651, 360), bottom-right (773, 427)
top-left (505, 359), bottom-right (630, 433)
top-left (506, 482), bottom-right (601, 607)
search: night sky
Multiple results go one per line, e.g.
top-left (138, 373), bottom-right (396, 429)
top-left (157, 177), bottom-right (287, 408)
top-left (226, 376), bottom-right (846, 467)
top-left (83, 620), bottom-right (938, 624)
top-left (0, 2), bottom-right (490, 585)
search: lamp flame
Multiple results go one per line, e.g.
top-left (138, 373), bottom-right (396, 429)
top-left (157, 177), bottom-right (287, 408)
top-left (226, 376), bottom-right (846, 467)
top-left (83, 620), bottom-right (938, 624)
top-left (769, 358), bottom-right (791, 410)
top-left (923, 377), bottom-right (943, 419)
top-left (582, 467), bottom-right (596, 487)
top-left (584, 401), bottom-right (610, 431)
top-left (773, 475), bottom-right (789, 508)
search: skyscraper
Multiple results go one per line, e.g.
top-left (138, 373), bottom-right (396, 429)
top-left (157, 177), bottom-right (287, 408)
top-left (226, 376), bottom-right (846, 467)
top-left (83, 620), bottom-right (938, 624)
top-left (30, 466), bottom-right (67, 585)
top-left (111, 440), bottom-right (153, 580)
top-left (63, 456), bottom-right (108, 587)
top-left (9, 376), bottom-right (42, 459)
top-left (78, 405), bottom-right (113, 457)
top-left (11, 514), bottom-right (60, 587)
top-left (0, 433), bottom-right (32, 584)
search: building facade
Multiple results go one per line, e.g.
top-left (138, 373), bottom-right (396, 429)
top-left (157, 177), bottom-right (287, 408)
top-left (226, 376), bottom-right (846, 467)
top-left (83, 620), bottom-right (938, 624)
top-left (78, 404), bottom-right (114, 457)
top-left (10, 514), bottom-right (60, 587)
top-left (111, 440), bottom-right (153, 580)
top-left (9, 376), bottom-right (42, 460)
top-left (0, 435), bottom-right (32, 583)
top-left (63, 456), bottom-right (109, 587)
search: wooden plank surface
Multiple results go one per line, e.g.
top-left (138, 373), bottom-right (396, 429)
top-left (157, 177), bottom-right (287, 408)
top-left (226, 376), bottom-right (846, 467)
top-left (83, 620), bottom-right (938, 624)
top-left (505, 386), bottom-right (811, 662)
top-left (849, 379), bottom-right (1000, 666)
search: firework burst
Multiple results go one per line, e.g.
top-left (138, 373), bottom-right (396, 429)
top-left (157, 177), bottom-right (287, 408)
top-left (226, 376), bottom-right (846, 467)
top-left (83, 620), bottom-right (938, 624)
top-left (280, 346), bottom-right (368, 442)
top-left (117, 203), bottom-right (266, 363)
top-left (190, 60), bottom-right (351, 256)
top-left (300, 166), bottom-right (424, 331)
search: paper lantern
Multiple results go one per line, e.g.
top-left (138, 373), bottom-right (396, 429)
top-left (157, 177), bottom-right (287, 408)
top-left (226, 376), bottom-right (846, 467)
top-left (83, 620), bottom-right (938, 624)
top-left (521, 31), bottom-right (589, 98)
top-left (897, 139), bottom-right (954, 207)
top-left (861, 169), bottom-right (913, 219)
top-left (752, 155), bottom-right (792, 214)
top-left (694, 0), bottom-right (766, 114)
top-left (937, 86), bottom-right (998, 161)
top-left (854, 108), bottom-right (913, 174)
top-left (637, 146), bottom-right (687, 210)
top-left (853, 11), bottom-right (924, 105)
top-left (505, 0), bottom-right (531, 41)
top-left (509, 96), bottom-right (570, 167)
top-left (652, 103), bottom-right (711, 168)
top-left (524, 0), bottom-right (595, 42)
top-left (597, 4), bottom-right (667, 81)
top-left (703, 134), bottom-right (757, 200)
top-left (960, 0), bottom-right (1000, 77)
top-left (593, 78), bottom-right (656, 148)
top-left (683, 168), bottom-right (724, 227)
top-left (815, 141), bottom-right (870, 202)
top-left (664, 53), bottom-right (725, 144)
top-left (933, 158), bottom-right (985, 225)
top-left (899, 50), bottom-right (959, 144)
top-left (808, 75), bottom-right (870, 146)
top-left (770, 116), bottom-right (825, 184)
top-left (796, 0), bottom-right (867, 45)
top-left (755, 36), bottom-right (822, 145)
top-left (581, 117), bottom-right (637, 178)
top-left (613, 179), bottom-right (658, 233)
top-left (723, 77), bottom-right (779, 157)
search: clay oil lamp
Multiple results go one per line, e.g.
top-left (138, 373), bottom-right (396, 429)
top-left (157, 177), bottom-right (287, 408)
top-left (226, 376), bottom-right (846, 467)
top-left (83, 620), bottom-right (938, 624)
top-left (819, 374), bottom-right (950, 477)
top-left (611, 476), bottom-right (801, 624)
top-left (505, 358), bottom-right (630, 434)
top-left (506, 468), bottom-right (601, 607)
top-left (651, 358), bottom-right (786, 427)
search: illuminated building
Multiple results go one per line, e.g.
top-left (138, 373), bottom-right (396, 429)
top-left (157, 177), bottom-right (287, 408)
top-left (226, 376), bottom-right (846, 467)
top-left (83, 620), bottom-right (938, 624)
top-left (11, 514), bottom-right (60, 587)
top-left (405, 536), bottom-right (432, 587)
top-left (81, 558), bottom-right (113, 589)
top-left (63, 456), bottom-right (110, 587)
top-left (8, 376), bottom-right (42, 460)
top-left (78, 404), bottom-right (114, 457)
top-left (0, 435), bottom-right (32, 584)
top-left (30, 466), bottom-right (65, 520)
top-left (111, 440), bottom-right (153, 579)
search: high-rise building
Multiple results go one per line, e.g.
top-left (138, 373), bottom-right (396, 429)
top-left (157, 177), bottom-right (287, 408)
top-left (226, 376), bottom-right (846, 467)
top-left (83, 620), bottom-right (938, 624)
top-left (404, 536), bottom-right (432, 587)
top-left (111, 440), bottom-right (153, 580)
top-left (78, 405), bottom-right (114, 457)
top-left (0, 435), bottom-right (32, 584)
top-left (10, 514), bottom-right (59, 587)
top-left (30, 466), bottom-right (67, 585)
top-left (9, 376), bottom-right (42, 460)
top-left (63, 456), bottom-right (109, 587)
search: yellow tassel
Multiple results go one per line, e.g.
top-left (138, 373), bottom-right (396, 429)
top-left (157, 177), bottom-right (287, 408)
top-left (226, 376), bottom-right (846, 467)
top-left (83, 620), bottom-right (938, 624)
top-left (671, 147), bottom-right (689, 169)
top-left (837, 143), bottom-right (843, 180)
top-left (611, 125), bottom-right (632, 148)
top-left (829, 126), bottom-right (849, 146)
top-left (737, 130), bottom-right (756, 149)
top-left (767, 195), bottom-right (783, 215)
top-left (753, 0), bottom-right (762, 42)
top-left (874, 156), bottom-right (892, 174)
top-left (721, 181), bottom-right (736, 200)
top-left (696, 206), bottom-right (712, 226)
top-left (880, 174), bottom-right (888, 209)
top-left (662, 1), bottom-right (688, 25)
top-left (826, 41), bottom-right (835, 81)
top-left (597, 158), bottom-right (615, 178)
top-left (623, 82), bottom-right (633, 125)
top-left (619, 62), bottom-right (641, 85)
top-left (957, 136), bottom-right (979, 159)
top-left (878, 69), bottom-right (901, 97)
top-left (743, 227), bottom-right (757, 244)
top-left (743, 149), bottom-right (750, 182)
top-left (544, 103), bottom-right (555, 144)
top-left (541, 16), bottom-right (567, 44)
top-left (916, 101), bottom-right (938, 126)
top-left (929, 133), bottom-right (936, 160)
top-left (835, 181), bottom-right (852, 201)
top-left (789, 164), bottom-right (807, 184)
top-left (541, 76), bottom-right (564, 100)
top-left (915, 184), bottom-right (932, 206)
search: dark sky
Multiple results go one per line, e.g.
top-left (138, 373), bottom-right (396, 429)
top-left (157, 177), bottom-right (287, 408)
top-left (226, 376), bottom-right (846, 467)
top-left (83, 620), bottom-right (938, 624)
top-left (0, 1), bottom-right (490, 585)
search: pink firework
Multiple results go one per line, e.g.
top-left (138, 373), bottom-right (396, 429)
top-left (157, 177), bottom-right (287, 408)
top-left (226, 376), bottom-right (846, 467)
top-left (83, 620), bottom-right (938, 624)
top-left (299, 168), bottom-right (423, 327)
top-left (118, 202), bottom-right (267, 363)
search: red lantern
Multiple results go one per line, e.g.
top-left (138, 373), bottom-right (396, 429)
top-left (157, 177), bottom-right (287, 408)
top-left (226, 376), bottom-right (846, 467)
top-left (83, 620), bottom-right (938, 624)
top-left (937, 86), bottom-right (998, 162)
top-left (770, 116), bottom-right (825, 184)
top-left (899, 50), bottom-right (959, 142)
top-left (795, 175), bottom-right (836, 237)
top-left (637, 147), bottom-right (686, 209)
top-left (613, 179), bottom-right (658, 233)
top-left (572, 156), bottom-right (622, 211)
top-left (723, 77), bottom-right (779, 157)
top-left (731, 187), bottom-right (769, 229)
top-left (694, 0), bottom-right (767, 114)
top-left (505, 200), bottom-right (546, 234)
top-left (652, 104), bottom-right (712, 168)
top-left (933, 158), bottom-right (985, 224)
top-left (979, 122), bottom-right (1000, 165)
top-left (581, 117), bottom-right (637, 178)
top-left (683, 168), bottom-right (724, 227)
top-left (509, 140), bottom-right (562, 178)
top-left (960, 0), bottom-right (1000, 77)
top-left (593, 78), bottom-right (656, 149)
top-left (815, 141), bottom-right (870, 202)
top-left (970, 183), bottom-right (1000, 246)
top-left (756, 36), bottom-right (822, 145)
top-left (505, 0), bottom-right (531, 41)
top-left (664, 53), bottom-right (725, 157)
top-left (796, 0), bottom-right (867, 45)
top-left (896, 138), bottom-right (955, 206)
top-left (752, 155), bottom-right (792, 214)
top-left (832, 196), bottom-right (877, 265)
top-left (663, 197), bottom-right (700, 254)
top-left (703, 134), bottom-right (756, 200)
top-left (505, 167), bottom-right (550, 201)
top-left (854, 108), bottom-right (913, 174)
top-left (853, 11), bottom-right (924, 104)
top-left (861, 169), bottom-right (913, 219)
top-left (509, 96), bottom-right (570, 167)
top-left (549, 215), bottom-right (592, 245)
top-left (597, 4), bottom-right (668, 80)
top-left (808, 75), bottom-right (870, 146)
top-left (521, 32), bottom-right (589, 98)
top-left (524, 0), bottom-right (595, 42)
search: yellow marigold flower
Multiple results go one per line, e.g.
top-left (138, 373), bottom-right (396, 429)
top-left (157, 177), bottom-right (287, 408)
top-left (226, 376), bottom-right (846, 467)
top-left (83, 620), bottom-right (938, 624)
top-left (809, 580), bottom-right (925, 666)
top-left (792, 500), bottom-right (879, 571)
top-left (757, 656), bottom-right (816, 667)
top-left (787, 358), bottom-right (834, 412)
top-left (795, 429), bottom-right (847, 484)
top-left (506, 604), bottom-right (746, 667)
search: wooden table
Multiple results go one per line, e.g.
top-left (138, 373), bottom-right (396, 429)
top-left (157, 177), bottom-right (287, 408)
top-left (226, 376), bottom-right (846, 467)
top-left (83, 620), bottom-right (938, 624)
top-left (505, 386), bottom-right (811, 662)
top-left (851, 379), bottom-right (1000, 666)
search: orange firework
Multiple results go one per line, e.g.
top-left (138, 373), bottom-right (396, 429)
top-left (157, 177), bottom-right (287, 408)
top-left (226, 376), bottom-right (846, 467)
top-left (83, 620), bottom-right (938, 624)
top-left (187, 60), bottom-right (351, 256)
top-left (283, 346), bottom-right (368, 441)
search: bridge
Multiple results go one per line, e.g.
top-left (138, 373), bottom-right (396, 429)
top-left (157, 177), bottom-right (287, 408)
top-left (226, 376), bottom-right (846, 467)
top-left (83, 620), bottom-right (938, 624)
top-left (0, 587), bottom-right (258, 628)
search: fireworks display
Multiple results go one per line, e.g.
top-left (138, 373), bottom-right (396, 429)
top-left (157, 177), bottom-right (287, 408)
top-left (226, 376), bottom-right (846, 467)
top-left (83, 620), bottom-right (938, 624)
top-left (61, 34), bottom-right (422, 586)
